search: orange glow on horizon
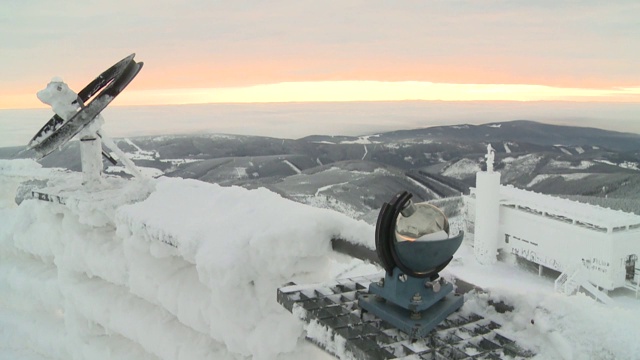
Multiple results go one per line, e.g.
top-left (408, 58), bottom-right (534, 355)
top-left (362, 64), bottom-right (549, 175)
top-left (1, 81), bottom-right (639, 110)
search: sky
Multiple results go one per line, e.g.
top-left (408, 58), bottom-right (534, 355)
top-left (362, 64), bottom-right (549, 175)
top-left (1, 1), bottom-right (640, 110)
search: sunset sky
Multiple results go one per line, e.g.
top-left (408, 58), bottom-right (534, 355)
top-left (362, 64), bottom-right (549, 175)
top-left (1, 1), bottom-right (639, 109)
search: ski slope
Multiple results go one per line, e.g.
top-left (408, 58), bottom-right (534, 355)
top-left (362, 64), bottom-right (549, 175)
top-left (1, 159), bottom-right (640, 359)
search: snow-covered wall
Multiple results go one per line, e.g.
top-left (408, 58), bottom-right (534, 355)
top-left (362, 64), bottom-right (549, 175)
top-left (0, 161), bottom-right (374, 360)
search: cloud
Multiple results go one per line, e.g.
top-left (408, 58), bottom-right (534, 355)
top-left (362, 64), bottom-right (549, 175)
top-left (1, 0), bottom-right (639, 106)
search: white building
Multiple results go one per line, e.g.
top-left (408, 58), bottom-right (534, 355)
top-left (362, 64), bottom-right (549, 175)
top-left (467, 159), bottom-right (640, 292)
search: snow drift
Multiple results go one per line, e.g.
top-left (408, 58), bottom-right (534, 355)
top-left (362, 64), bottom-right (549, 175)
top-left (0, 160), bottom-right (373, 359)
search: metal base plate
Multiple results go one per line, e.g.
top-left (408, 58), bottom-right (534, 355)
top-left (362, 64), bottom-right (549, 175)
top-left (278, 274), bottom-right (534, 359)
top-left (359, 292), bottom-right (464, 339)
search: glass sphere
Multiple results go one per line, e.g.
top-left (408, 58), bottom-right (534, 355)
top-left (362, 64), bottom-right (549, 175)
top-left (395, 201), bottom-right (449, 242)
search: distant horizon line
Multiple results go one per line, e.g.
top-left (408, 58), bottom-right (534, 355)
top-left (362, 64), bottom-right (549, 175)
top-left (2, 80), bottom-right (639, 110)
top-left (3, 98), bottom-right (640, 111)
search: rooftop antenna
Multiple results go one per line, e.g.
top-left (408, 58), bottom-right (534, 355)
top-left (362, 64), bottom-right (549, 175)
top-left (27, 54), bottom-right (145, 186)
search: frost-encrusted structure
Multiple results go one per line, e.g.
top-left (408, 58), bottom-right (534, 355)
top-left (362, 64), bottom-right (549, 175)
top-left (2, 159), bottom-right (640, 359)
top-left (0, 163), bottom-right (373, 359)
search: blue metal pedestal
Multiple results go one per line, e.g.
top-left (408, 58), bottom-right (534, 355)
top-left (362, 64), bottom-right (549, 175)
top-left (358, 268), bottom-right (464, 338)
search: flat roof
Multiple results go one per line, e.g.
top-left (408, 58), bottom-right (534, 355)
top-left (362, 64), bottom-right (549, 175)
top-left (497, 185), bottom-right (640, 231)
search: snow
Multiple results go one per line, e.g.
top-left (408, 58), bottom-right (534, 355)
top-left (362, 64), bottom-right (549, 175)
top-left (0, 159), bottom-right (69, 208)
top-left (123, 138), bottom-right (159, 160)
top-left (558, 147), bottom-right (573, 156)
top-left (619, 161), bottom-right (639, 171)
top-left (448, 245), bottom-right (640, 360)
top-left (302, 318), bottom-right (351, 360)
top-left (0, 167), bottom-right (373, 359)
top-left (2, 161), bottom-right (640, 359)
top-left (526, 173), bottom-right (592, 187)
top-left (500, 185), bottom-right (640, 229)
top-left (406, 177), bottom-right (440, 199)
top-left (596, 159), bottom-right (617, 166)
top-left (548, 160), bottom-right (593, 170)
top-left (443, 158), bottom-right (481, 179)
top-left (160, 158), bottom-right (203, 165)
top-left (500, 154), bottom-right (542, 182)
top-left (315, 181), bottom-right (349, 196)
top-left (283, 160), bottom-right (302, 174)
top-left (106, 165), bottom-right (164, 178)
top-left (339, 135), bottom-right (380, 145)
top-left (312, 141), bottom-right (336, 145)
top-left (595, 159), bottom-right (640, 171)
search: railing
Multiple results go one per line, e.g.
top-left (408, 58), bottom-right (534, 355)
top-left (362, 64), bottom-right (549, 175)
top-left (554, 264), bottom-right (581, 295)
top-left (555, 264), bottom-right (613, 305)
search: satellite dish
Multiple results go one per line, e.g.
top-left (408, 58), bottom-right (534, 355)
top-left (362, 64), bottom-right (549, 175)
top-left (28, 54), bottom-right (143, 159)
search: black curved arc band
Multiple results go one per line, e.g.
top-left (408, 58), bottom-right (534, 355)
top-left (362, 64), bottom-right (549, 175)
top-left (375, 191), bottom-right (413, 274)
top-left (376, 190), bottom-right (457, 279)
top-left (77, 53), bottom-right (138, 104)
top-left (375, 202), bottom-right (395, 273)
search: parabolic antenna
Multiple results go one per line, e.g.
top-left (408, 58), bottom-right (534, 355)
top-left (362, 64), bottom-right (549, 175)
top-left (28, 54), bottom-right (143, 159)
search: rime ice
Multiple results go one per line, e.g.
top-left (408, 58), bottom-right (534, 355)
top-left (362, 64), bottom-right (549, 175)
top-left (37, 78), bottom-right (104, 186)
top-left (1, 157), bottom-right (640, 359)
top-left (37, 78), bottom-right (80, 121)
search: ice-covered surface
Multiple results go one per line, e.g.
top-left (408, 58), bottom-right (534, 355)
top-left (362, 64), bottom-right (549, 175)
top-left (105, 165), bottom-right (164, 178)
top-left (500, 154), bottom-right (543, 183)
top-left (547, 160), bottom-right (593, 170)
top-left (595, 159), bottom-right (640, 171)
top-left (0, 159), bottom-right (68, 208)
top-left (2, 161), bottom-right (640, 359)
top-left (448, 245), bottom-right (640, 360)
top-left (339, 135), bottom-right (381, 145)
top-left (558, 147), bottom-right (573, 156)
top-left (443, 158), bottom-right (481, 179)
top-left (0, 158), bottom-right (61, 179)
top-left (0, 164), bottom-right (371, 360)
top-left (526, 173), bottom-right (592, 188)
top-left (500, 185), bottom-right (640, 228)
top-left (36, 78), bottom-right (80, 121)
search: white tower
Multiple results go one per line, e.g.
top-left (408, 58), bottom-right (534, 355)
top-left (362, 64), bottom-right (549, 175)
top-left (474, 144), bottom-right (500, 265)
